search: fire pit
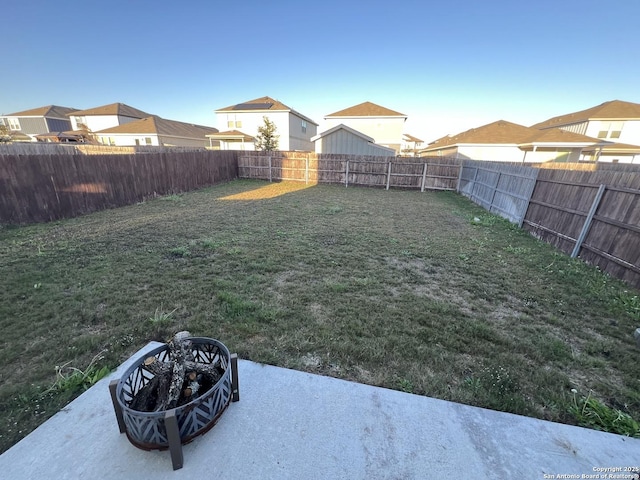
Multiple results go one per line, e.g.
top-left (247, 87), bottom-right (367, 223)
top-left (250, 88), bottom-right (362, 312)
top-left (109, 334), bottom-right (239, 470)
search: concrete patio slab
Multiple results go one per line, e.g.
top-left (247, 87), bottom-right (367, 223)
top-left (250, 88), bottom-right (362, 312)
top-left (1, 342), bottom-right (638, 480)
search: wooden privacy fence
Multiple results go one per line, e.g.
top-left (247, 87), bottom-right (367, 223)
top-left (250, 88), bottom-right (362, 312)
top-left (523, 168), bottom-right (640, 288)
top-left (458, 160), bottom-right (640, 288)
top-left (459, 161), bottom-right (539, 225)
top-left (0, 150), bottom-right (238, 223)
top-left (238, 151), bottom-right (461, 191)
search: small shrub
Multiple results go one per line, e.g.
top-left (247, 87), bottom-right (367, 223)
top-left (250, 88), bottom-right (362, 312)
top-left (568, 390), bottom-right (640, 437)
top-left (170, 246), bottom-right (191, 257)
top-left (149, 306), bottom-right (177, 324)
top-left (44, 351), bottom-right (110, 394)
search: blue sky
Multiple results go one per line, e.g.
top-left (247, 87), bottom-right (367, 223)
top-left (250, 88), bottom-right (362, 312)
top-left (3, 0), bottom-right (640, 142)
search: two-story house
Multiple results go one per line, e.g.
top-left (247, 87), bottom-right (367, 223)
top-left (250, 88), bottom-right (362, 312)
top-left (531, 100), bottom-right (640, 163)
top-left (0, 105), bottom-right (79, 141)
top-left (323, 102), bottom-right (407, 154)
top-left (211, 96), bottom-right (318, 151)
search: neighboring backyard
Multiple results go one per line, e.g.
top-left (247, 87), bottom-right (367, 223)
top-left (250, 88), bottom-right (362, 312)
top-left (1, 179), bottom-right (639, 453)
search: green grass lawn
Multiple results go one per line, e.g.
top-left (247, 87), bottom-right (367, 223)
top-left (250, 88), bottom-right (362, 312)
top-left (1, 179), bottom-right (639, 452)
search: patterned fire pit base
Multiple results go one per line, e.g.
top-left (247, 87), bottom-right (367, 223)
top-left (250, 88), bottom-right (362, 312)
top-left (109, 337), bottom-right (239, 470)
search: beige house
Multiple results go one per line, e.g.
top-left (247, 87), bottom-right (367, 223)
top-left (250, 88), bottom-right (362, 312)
top-left (532, 100), bottom-right (640, 163)
top-left (324, 102), bottom-right (407, 154)
top-left (420, 120), bottom-right (608, 163)
top-left (96, 116), bottom-right (218, 147)
top-left (214, 96), bottom-right (318, 151)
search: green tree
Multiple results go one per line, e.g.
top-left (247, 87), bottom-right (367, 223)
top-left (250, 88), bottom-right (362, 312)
top-left (255, 116), bottom-right (279, 151)
top-left (0, 124), bottom-right (12, 143)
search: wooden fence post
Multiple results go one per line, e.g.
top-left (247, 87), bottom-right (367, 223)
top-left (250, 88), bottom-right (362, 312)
top-left (386, 162), bottom-right (392, 190)
top-left (268, 156), bottom-right (272, 182)
top-left (571, 184), bottom-right (606, 258)
top-left (421, 163), bottom-right (428, 192)
top-left (305, 154), bottom-right (309, 185)
top-left (456, 163), bottom-right (463, 193)
top-left (345, 160), bottom-right (349, 187)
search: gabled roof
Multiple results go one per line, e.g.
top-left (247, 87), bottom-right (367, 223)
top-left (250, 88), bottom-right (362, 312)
top-left (215, 96), bottom-right (318, 125)
top-left (325, 101), bottom-right (406, 118)
top-left (531, 100), bottom-right (640, 129)
top-left (69, 103), bottom-right (150, 118)
top-left (423, 120), bottom-right (606, 152)
top-left (425, 120), bottom-right (534, 149)
top-left (3, 105), bottom-right (79, 118)
top-left (311, 123), bottom-right (377, 143)
top-left (96, 116), bottom-right (218, 138)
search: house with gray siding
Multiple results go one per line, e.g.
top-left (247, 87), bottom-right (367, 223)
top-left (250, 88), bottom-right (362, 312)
top-left (0, 105), bottom-right (78, 141)
top-left (324, 102), bottom-right (407, 154)
top-left (312, 124), bottom-right (396, 156)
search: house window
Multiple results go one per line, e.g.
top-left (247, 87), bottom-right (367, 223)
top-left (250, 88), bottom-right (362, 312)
top-left (74, 116), bottom-right (87, 128)
top-left (145, 137), bottom-right (152, 145)
top-left (8, 118), bottom-right (20, 130)
top-left (227, 121), bottom-right (234, 128)
top-left (597, 121), bottom-right (623, 139)
top-left (301, 120), bottom-right (307, 134)
top-left (235, 121), bottom-right (242, 128)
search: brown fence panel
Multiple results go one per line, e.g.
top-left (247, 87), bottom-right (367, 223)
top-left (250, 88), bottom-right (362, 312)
top-left (237, 152), bottom-right (461, 190)
top-left (523, 168), bottom-right (640, 288)
top-left (0, 150), bottom-right (238, 224)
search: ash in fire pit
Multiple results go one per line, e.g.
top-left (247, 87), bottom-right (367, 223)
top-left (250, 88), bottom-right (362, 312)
top-left (109, 332), bottom-right (239, 470)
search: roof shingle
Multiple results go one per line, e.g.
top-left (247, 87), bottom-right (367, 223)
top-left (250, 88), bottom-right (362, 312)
top-left (69, 103), bottom-right (150, 118)
top-left (325, 102), bottom-right (406, 118)
top-left (3, 105), bottom-right (79, 118)
top-left (96, 116), bottom-right (217, 138)
top-left (424, 120), bottom-right (604, 151)
top-left (216, 96), bottom-right (318, 125)
top-left (531, 100), bottom-right (640, 129)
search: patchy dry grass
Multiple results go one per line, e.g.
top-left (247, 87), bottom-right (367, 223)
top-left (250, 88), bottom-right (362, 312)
top-left (1, 179), bottom-right (639, 452)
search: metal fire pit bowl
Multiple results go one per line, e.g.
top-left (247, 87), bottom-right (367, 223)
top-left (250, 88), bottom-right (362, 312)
top-left (109, 337), bottom-right (239, 470)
